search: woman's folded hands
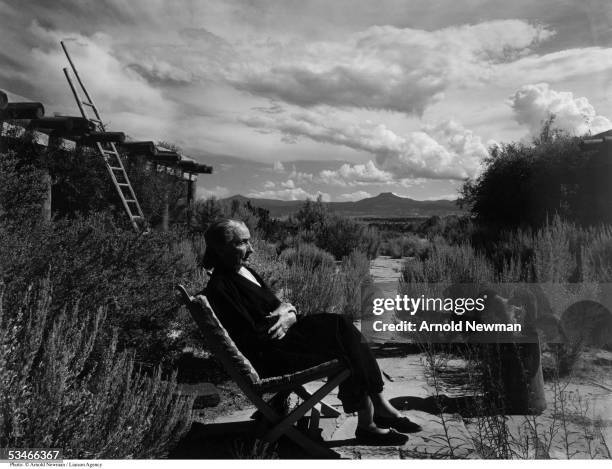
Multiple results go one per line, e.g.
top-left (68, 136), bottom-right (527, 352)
top-left (267, 302), bottom-right (298, 340)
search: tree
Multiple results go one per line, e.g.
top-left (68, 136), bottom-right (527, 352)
top-left (460, 119), bottom-right (607, 228)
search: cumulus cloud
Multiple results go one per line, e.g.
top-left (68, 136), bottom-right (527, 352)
top-left (337, 191), bottom-right (372, 201)
top-left (241, 110), bottom-right (488, 180)
top-left (289, 165), bottom-right (314, 184)
top-left (228, 20), bottom-right (553, 115)
top-left (509, 83), bottom-right (612, 136)
top-left (246, 187), bottom-right (330, 201)
top-left (320, 161), bottom-right (394, 186)
top-left (280, 179), bottom-right (296, 188)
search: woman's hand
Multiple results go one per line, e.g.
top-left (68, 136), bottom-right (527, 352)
top-left (267, 302), bottom-right (298, 340)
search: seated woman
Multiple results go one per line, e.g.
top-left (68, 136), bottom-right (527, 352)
top-left (201, 218), bottom-right (421, 444)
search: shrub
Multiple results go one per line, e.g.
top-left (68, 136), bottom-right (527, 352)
top-left (278, 244), bottom-right (342, 316)
top-left (460, 119), bottom-right (610, 228)
top-left (338, 250), bottom-right (374, 319)
top-left (380, 234), bottom-right (429, 259)
top-left (402, 243), bottom-right (493, 288)
top-left (316, 215), bottom-right (380, 259)
top-left (0, 279), bottom-right (193, 458)
top-left (582, 225), bottom-right (612, 282)
top-left (0, 212), bottom-right (199, 366)
top-left (287, 197), bottom-right (380, 259)
top-left (0, 151), bottom-right (47, 229)
top-left (532, 216), bottom-right (577, 283)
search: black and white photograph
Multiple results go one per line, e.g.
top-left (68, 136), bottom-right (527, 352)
top-left (1, 0), bottom-right (612, 463)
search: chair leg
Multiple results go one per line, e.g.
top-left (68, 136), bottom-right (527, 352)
top-left (240, 370), bottom-right (350, 458)
top-left (308, 403), bottom-right (321, 438)
top-left (250, 391), bottom-right (291, 420)
top-left (295, 386), bottom-right (341, 417)
top-left (249, 394), bottom-right (339, 458)
top-left (263, 369), bottom-right (349, 443)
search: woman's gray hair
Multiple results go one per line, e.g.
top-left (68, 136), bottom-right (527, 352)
top-left (201, 218), bottom-right (245, 270)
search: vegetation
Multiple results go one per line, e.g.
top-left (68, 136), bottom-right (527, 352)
top-left (0, 278), bottom-right (193, 458)
top-left (461, 118), bottom-right (611, 228)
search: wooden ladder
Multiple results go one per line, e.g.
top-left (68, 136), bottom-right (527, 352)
top-left (61, 41), bottom-right (146, 232)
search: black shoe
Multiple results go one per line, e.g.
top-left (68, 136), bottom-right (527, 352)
top-left (373, 416), bottom-right (422, 433)
top-left (354, 427), bottom-right (409, 446)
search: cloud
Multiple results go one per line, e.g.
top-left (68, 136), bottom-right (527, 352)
top-left (288, 166), bottom-right (314, 183)
top-left (337, 191), bottom-right (372, 201)
top-left (494, 48), bottom-right (612, 87)
top-left (273, 161), bottom-right (285, 172)
top-left (241, 109), bottom-right (488, 180)
top-left (509, 83), bottom-right (612, 136)
top-left (320, 161), bottom-right (393, 186)
top-left (196, 185), bottom-right (230, 199)
top-left (246, 187), bottom-right (330, 201)
top-left (280, 179), bottom-right (295, 188)
top-left (227, 20), bottom-right (553, 115)
top-left (127, 58), bottom-right (193, 85)
top-left (27, 23), bottom-right (168, 113)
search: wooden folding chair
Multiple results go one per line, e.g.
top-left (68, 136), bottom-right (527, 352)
top-left (176, 285), bottom-right (351, 458)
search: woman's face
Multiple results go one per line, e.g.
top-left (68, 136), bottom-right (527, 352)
top-left (219, 223), bottom-right (254, 272)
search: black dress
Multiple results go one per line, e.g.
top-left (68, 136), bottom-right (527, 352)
top-left (204, 266), bottom-right (384, 412)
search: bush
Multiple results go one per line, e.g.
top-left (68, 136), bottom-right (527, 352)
top-left (531, 216), bottom-right (577, 283)
top-left (402, 242), bottom-right (493, 286)
top-left (460, 119), bottom-right (610, 228)
top-left (0, 279), bottom-right (193, 458)
top-left (0, 151), bottom-right (47, 229)
top-left (278, 244), bottom-right (342, 316)
top-left (316, 214), bottom-right (380, 259)
top-left (338, 250), bottom-right (375, 320)
top-left (380, 234), bottom-right (430, 259)
top-left (0, 212), bottom-right (199, 366)
top-left (582, 225), bottom-right (612, 282)
top-left (289, 197), bottom-right (380, 259)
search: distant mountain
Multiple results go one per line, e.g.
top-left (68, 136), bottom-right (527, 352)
top-left (224, 192), bottom-right (464, 218)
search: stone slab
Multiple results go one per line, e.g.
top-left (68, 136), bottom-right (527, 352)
top-left (178, 382), bottom-right (221, 408)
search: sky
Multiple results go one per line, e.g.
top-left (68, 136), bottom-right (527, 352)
top-left (1, 0), bottom-right (611, 202)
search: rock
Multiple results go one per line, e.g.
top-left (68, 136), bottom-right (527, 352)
top-left (178, 382), bottom-right (220, 408)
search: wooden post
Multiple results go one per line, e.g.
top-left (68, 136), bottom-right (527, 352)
top-left (40, 169), bottom-right (52, 222)
top-left (186, 173), bottom-right (195, 229)
top-left (161, 188), bottom-right (169, 232)
top-left (42, 133), bottom-right (65, 223)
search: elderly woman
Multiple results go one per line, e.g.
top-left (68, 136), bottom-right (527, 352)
top-left (200, 218), bottom-right (420, 444)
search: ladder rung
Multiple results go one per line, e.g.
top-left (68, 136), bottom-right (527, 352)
top-left (82, 101), bottom-right (95, 107)
top-left (125, 199), bottom-right (138, 203)
top-left (90, 118), bottom-right (102, 124)
top-left (118, 183), bottom-right (130, 187)
top-left (109, 166), bottom-right (123, 170)
top-left (102, 149), bottom-right (116, 154)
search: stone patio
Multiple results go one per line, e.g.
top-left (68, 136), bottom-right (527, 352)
top-left (196, 351), bottom-right (612, 459)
